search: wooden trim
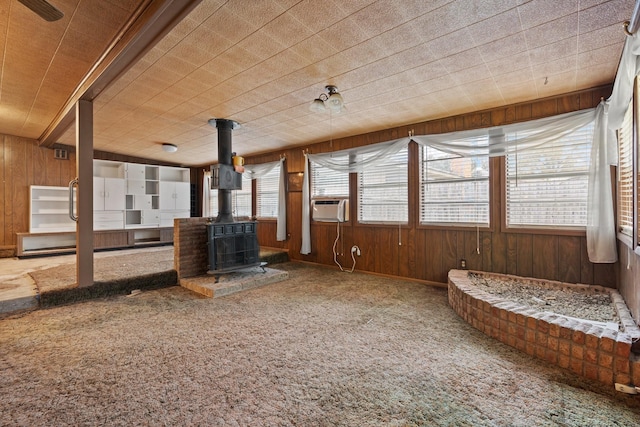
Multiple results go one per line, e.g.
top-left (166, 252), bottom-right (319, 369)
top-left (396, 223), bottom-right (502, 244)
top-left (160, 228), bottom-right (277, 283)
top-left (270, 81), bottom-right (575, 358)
top-left (501, 227), bottom-right (587, 237)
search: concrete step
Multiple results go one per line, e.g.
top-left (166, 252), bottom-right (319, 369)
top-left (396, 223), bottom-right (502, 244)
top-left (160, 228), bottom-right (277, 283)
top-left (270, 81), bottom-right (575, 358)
top-left (180, 265), bottom-right (289, 298)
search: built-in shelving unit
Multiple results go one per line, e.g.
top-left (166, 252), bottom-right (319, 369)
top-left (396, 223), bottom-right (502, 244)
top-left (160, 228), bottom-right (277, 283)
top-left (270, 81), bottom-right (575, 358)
top-left (21, 160), bottom-right (191, 257)
top-left (29, 186), bottom-right (76, 233)
top-left (124, 163), bottom-right (162, 228)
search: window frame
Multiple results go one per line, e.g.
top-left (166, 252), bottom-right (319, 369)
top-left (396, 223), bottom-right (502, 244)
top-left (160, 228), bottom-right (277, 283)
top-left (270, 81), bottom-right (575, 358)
top-left (357, 146), bottom-right (409, 225)
top-left (618, 98), bottom-right (634, 247)
top-left (310, 157), bottom-right (350, 223)
top-left (633, 75), bottom-right (640, 255)
top-left (256, 163), bottom-right (281, 220)
top-left (418, 142), bottom-right (491, 229)
top-left (310, 161), bottom-right (350, 200)
top-left (500, 123), bottom-right (594, 237)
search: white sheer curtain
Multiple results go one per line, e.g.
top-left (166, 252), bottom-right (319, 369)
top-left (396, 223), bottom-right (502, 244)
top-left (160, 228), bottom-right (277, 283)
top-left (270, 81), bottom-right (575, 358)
top-left (300, 138), bottom-right (409, 254)
top-left (301, 154), bottom-right (311, 254)
top-left (411, 108), bottom-right (596, 157)
top-left (243, 158), bottom-right (287, 241)
top-left (307, 137), bottom-right (409, 172)
top-left (588, 102), bottom-right (616, 262)
top-left (202, 171), bottom-right (211, 217)
top-left (277, 159), bottom-right (287, 241)
top-left (587, 32), bottom-right (640, 263)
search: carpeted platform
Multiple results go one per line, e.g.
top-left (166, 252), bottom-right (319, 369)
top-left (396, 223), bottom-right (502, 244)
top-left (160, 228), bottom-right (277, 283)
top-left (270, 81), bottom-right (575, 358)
top-left (23, 246), bottom-right (289, 307)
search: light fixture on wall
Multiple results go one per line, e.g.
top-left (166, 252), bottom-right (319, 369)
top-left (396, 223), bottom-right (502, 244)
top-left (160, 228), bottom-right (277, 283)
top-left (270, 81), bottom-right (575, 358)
top-left (310, 85), bottom-right (346, 114)
top-left (162, 143), bottom-right (178, 153)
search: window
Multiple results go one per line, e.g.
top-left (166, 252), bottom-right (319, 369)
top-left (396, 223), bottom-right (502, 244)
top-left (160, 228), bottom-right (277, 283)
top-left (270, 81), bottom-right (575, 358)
top-left (419, 142), bottom-right (489, 226)
top-left (358, 147), bottom-right (408, 223)
top-left (233, 175), bottom-right (252, 218)
top-left (257, 163), bottom-right (281, 218)
top-left (505, 122), bottom-right (594, 228)
top-left (618, 100), bottom-right (634, 237)
top-left (209, 174), bottom-right (253, 219)
top-left (311, 158), bottom-right (349, 198)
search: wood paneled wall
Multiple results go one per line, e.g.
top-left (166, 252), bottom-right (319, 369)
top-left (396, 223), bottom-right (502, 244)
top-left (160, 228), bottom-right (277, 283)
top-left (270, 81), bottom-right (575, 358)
top-left (617, 242), bottom-right (640, 325)
top-left (244, 85), bottom-right (616, 287)
top-left (0, 135), bottom-right (77, 255)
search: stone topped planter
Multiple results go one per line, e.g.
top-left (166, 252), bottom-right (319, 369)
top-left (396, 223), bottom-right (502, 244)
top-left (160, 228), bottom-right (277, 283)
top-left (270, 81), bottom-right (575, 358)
top-left (448, 269), bottom-right (640, 388)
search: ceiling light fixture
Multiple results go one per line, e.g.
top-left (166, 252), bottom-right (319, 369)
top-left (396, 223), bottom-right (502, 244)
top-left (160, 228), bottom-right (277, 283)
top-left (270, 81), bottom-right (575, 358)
top-left (162, 143), bottom-right (178, 153)
top-left (310, 85), bottom-right (346, 114)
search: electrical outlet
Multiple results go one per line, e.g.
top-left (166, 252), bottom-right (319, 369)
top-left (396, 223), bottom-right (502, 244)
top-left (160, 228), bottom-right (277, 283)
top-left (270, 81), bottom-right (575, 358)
top-left (614, 383), bottom-right (638, 394)
top-left (460, 259), bottom-right (466, 269)
top-left (351, 245), bottom-right (361, 256)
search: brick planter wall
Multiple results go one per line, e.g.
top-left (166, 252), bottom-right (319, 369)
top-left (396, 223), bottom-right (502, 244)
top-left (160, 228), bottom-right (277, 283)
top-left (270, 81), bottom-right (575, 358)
top-left (174, 217), bottom-right (209, 279)
top-left (448, 269), bottom-right (640, 388)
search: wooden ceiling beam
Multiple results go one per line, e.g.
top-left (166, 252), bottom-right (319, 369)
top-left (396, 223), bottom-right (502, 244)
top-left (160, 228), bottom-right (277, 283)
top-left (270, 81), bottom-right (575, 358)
top-left (39, 0), bottom-right (202, 147)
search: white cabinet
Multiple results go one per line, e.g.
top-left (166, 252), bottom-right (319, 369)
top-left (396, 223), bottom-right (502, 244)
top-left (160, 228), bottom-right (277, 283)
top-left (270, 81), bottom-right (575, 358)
top-left (132, 195), bottom-right (154, 210)
top-left (93, 161), bottom-right (126, 231)
top-left (29, 186), bottom-right (76, 233)
top-left (142, 210), bottom-right (160, 225)
top-left (126, 179), bottom-right (146, 195)
top-left (125, 163), bottom-right (146, 180)
top-left (93, 211), bottom-right (124, 230)
top-left (159, 181), bottom-right (190, 210)
top-left (94, 177), bottom-right (125, 211)
top-left (160, 211), bottom-right (189, 227)
top-left (159, 166), bottom-right (190, 226)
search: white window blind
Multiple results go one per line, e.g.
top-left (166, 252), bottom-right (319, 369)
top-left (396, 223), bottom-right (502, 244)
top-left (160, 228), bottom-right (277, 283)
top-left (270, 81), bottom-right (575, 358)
top-left (617, 100), bottom-right (634, 237)
top-left (208, 175), bottom-right (253, 219)
top-left (233, 175), bottom-right (252, 218)
top-left (311, 159), bottom-right (349, 198)
top-left (506, 122), bottom-right (594, 228)
top-left (257, 163), bottom-right (281, 218)
top-left (420, 142), bottom-right (489, 226)
top-left (358, 147), bottom-right (408, 223)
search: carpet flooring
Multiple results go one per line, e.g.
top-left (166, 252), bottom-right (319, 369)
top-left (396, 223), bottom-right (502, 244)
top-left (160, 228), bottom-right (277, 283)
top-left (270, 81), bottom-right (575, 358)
top-left (1, 262), bottom-right (639, 426)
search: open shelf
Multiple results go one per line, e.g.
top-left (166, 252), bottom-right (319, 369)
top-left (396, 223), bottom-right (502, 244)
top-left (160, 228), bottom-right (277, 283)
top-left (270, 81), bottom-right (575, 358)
top-left (134, 229), bottom-right (161, 245)
top-left (30, 186), bottom-right (76, 233)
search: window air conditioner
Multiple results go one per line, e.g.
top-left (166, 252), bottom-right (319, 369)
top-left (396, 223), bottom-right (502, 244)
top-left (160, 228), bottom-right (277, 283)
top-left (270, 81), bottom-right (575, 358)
top-left (311, 198), bottom-right (348, 222)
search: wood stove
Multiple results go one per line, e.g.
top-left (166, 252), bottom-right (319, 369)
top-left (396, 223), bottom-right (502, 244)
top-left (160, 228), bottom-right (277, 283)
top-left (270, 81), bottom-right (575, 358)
top-left (207, 118), bottom-right (261, 276)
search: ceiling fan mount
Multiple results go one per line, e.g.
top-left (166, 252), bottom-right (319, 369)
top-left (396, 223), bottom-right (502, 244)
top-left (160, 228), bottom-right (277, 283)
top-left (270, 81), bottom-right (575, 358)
top-left (18, 0), bottom-right (64, 22)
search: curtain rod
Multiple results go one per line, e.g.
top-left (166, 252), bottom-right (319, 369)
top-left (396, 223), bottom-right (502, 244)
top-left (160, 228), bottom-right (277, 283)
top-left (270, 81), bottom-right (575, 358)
top-left (624, 0), bottom-right (640, 35)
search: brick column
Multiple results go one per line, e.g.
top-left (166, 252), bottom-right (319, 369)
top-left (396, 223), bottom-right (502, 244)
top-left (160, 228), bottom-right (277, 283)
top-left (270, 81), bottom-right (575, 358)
top-left (174, 217), bottom-right (209, 278)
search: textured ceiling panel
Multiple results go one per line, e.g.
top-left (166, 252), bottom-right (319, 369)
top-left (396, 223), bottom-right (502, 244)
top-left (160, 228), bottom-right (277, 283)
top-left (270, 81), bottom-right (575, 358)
top-left (0, 0), bottom-right (634, 165)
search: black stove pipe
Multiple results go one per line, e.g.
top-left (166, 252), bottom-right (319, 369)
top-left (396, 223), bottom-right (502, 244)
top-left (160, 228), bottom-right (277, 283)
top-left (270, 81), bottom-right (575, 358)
top-left (210, 118), bottom-right (239, 223)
